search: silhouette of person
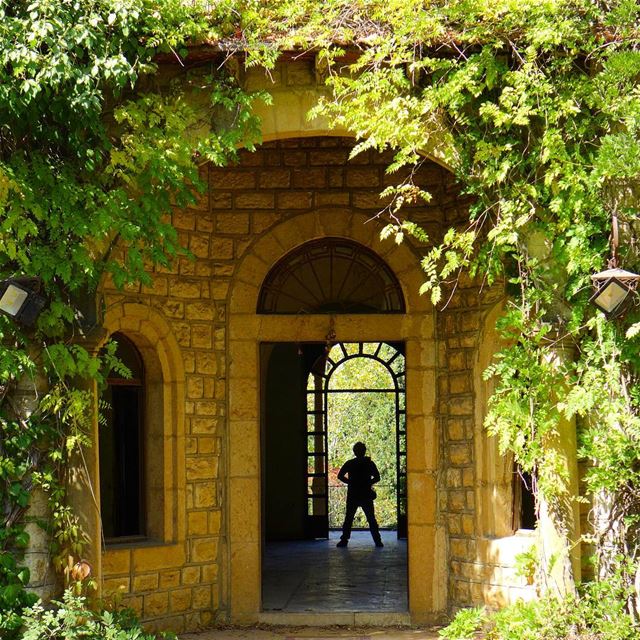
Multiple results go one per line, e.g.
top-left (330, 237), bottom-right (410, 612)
top-left (336, 442), bottom-right (383, 548)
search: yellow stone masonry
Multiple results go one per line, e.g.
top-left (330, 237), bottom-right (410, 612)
top-left (90, 122), bottom-right (550, 631)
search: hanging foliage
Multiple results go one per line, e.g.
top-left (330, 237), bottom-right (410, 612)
top-left (0, 0), bottom-right (261, 635)
top-left (244, 0), bottom-right (640, 593)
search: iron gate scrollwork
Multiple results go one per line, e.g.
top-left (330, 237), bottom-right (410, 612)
top-left (304, 341), bottom-right (407, 539)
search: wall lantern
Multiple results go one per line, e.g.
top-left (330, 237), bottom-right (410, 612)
top-left (590, 212), bottom-right (640, 317)
top-left (0, 277), bottom-right (46, 326)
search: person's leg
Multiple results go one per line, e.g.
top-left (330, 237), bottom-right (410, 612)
top-left (362, 499), bottom-right (383, 547)
top-left (338, 498), bottom-right (358, 546)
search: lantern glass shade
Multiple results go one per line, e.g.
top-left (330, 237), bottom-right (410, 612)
top-left (0, 283), bottom-right (29, 317)
top-left (590, 278), bottom-right (631, 315)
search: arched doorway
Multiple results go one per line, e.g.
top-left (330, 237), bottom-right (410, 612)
top-left (258, 240), bottom-right (409, 612)
top-left (226, 213), bottom-right (442, 624)
top-left (315, 341), bottom-right (407, 540)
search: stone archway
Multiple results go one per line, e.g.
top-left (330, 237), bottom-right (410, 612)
top-left (225, 210), bottom-right (445, 624)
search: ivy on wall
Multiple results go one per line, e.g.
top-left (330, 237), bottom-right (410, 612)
top-left (0, 1), bottom-right (261, 635)
top-left (245, 0), bottom-right (640, 596)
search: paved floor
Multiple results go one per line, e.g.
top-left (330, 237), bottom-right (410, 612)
top-left (262, 531), bottom-right (407, 612)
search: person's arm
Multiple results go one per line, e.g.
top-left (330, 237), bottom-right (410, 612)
top-left (370, 460), bottom-right (381, 485)
top-left (337, 461), bottom-right (349, 484)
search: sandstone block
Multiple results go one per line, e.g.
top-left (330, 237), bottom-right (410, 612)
top-left (160, 570), bottom-right (181, 589)
top-left (346, 167), bottom-right (381, 187)
top-left (184, 301), bottom-right (215, 322)
top-left (170, 587), bottom-right (192, 613)
top-left (192, 325), bottom-right (213, 349)
top-left (208, 509), bottom-right (222, 534)
top-left (187, 455), bottom-right (218, 480)
top-left (450, 373), bottom-right (472, 394)
top-left (122, 595), bottom-right (143, 617)
top-left (194, 483), bottom-right (218, 508)
top-left (191, 537), bottom-right (218, 563)
top-left (211, 281), bottom-right (230, 299)
top-left (189, 234), bottom-right (210, 258)
top-left (210, 169), bottom-right (256, 189)
top-left (209, 238), bottom-right (234, 260)
top-left (252, 211), bottom-right (279, 234)
top-left (169, 280), bottom-right (201, 299)
top-left (191, 417), bottom-right (217, 434)
top-left (352, 192), bottom-right (385, 209)
top-left (309, 150), bottom-right (348, 165)
top-left (292, 168), bottom-right (326, 188)
top-left (215, 213), bottom-right (249, 234)
top-left (446, 468), bottom-right (462, 487)
top-left (144, 591), bottom-right (169, 618)
top-left (211, 192), bottom-right (232, 209)
top-left (198, 436), bottom-right (218, 454)
top-left (259, 169), bottom-right (291, 188)
top-left (316, 192), bottom-right (350, 206)
top-left (277, 191), bottom-right (313, 209)
top-left (449, 443), bottom-right (472, 466)
top-left (195, 352), bottom-right (217, 375)
top-left (192, 584), bottom-right (212, 609)
top-left (133, 573), bottom-right (159, 592)
top-left (450, 538), bottom-right (467, 558)
top-left (173, 210), bottom-right (195, 231)
top-left (103, 577), bottom-right (130, 596)
top-left (461, 312), bottom-right (481, 332)
top-left (201, 564), bottom-right (218, 583)
top-left (188, 511), bottom-right (209, 536)
top-left (142, 276), bottom-right (168, 297)
top-left (283, 151), bottom-right (306, 166)
top-left (234, 193), bottom-right (275, 209)
top-left (265, 150), bottom-right (282, 166)
top-left (103, 549), bottom-right (130, 576)
top-left (448, 490), bottom-right (467, 512)
top-left (447, 419), bottom-right (466, 441)
top-left (450, 396), bottom-right (474, 416)
top-left (151, 299), bottom-right (184, 319)
top-left (462, 467), bottom-right (475, 487)
top-left (462, 514), bottom-right (475, 535)
top-left (182, 566), bottom-right (201, 585)
top-left (328, 167), bottom-right (344, 187)
top-left (448, 351), bottom-right (466, 370)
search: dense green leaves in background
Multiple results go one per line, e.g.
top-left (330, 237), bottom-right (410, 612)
top-left (326, 345), bottom-right (402, 528)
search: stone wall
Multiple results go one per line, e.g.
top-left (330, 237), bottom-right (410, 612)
top-left (98, 136), bottom-right (457, 631)
top-left (97, 135), bottom-right (532, 630)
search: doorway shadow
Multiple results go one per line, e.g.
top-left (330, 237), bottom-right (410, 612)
top-left (262, 531), bottom-right (407, 612)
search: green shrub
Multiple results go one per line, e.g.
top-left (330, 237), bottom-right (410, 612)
top-left (439, 606), bottom-right (486, 639)
top-left (440, 577), bottom-right (639, 640)
top-left (18, 589), bottom-right (174, 640)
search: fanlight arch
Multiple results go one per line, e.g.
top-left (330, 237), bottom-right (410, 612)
top-left (257, 238), bottom-right (405, 314)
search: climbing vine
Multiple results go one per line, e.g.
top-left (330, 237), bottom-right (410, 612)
top-left (247, 0), bottom-right (640, 593)
top-left (0, 0), bottom-right (261, 635)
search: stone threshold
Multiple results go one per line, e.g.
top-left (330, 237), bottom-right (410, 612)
top-left (257, 612), bottom-right (412, 626)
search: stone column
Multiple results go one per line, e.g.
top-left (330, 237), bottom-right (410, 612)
top-left (11, 364), bottom-right (58, 601)
top-left (65, 330), bottom-right (107, 596)
top-left (537, 341), bottom-right (581, 596)
top-left (64, 375), bottom-right (103, 596)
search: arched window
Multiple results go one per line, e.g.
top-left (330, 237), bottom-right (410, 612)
top-left (99, 333), bottom-right (145, 540)
top-left (257, 238), bottom-right (405, 314)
